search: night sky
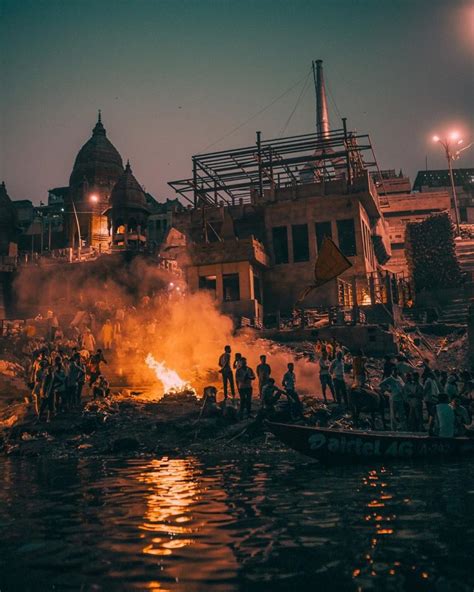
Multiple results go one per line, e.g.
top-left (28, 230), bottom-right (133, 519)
top-left (1, 0), bottom-right (473, 204)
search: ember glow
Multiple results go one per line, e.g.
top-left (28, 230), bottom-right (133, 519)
top-left (145, 353), bottom-right (195, 395)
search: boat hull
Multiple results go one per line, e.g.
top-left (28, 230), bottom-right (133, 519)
top-left (267, 422), bottom-right (474, 462)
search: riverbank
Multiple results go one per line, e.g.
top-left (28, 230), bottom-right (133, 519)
top-left (0, 389), bottom-right (311, 459)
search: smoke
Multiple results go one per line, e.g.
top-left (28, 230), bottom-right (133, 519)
top-left (13, 254), bottom-right (318, 396)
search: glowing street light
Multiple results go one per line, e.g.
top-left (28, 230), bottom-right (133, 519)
top-left (90, 193), bottom-right (99, 203)
top-left (431, 131), bottom-right (466, 236)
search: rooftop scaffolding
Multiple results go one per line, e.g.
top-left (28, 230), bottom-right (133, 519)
top-left (169, 124), bottom-right (381, 207)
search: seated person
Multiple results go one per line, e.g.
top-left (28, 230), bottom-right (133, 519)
top-left (92, 375), bottom-right (110, 400)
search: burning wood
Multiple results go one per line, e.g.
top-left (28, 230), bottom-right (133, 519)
top-left (145, 353), bottom-right (196, 396)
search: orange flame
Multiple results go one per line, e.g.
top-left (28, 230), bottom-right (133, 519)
top-left (145, 353), bottom-right (194, 395)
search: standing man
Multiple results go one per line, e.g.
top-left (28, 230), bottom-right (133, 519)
top-left (218, 345), bottom-right (235, 400)
top-left (81, 328), bottom-right (96, 354)
top-left (319, 351), bottom-right (336, 404)
top-left (352, 350), bottom-right (367, 387)
top-left (330, 351), bottom-right (347, 407)
top-left (256, 354), bottom-right (271, 398)
top-left (235, 357), bottom-right (256, 419)
top-left (282, 362), bottom-right (304, 418)
top-left (101, 319), bottom-right (114, 351)
top-left (380, 368), bottom-right (406, 431)
top-left (67, 352), bottom-right (85, 408)
top-left (404, 372), bottom-right (424, 431)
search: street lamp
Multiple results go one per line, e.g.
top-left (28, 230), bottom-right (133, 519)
top-left (70, 193), bottom-right (100, 260)
top-left (70, 197), bottom-right (82, 259)
top-left (432, 131), bottom-right (466, 236)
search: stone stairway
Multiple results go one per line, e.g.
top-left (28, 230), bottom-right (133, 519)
top-left (456, 239), bottom-right (474, 281)
top-left (437, 297), bottom-right (469, 325)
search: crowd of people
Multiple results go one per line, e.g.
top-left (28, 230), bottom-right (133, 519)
top-left (28, 344), bottom-right (109, 422)
top-left (218, 345), bottom-right (304, 421)
top-left (218, 341), bottom-right (474, 437)
top-left (379, 356), bottom-right (473, 437)
top-left (17, 306), bottom-right (119, 422)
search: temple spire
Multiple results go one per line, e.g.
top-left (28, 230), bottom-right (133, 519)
top-left (92, 109), bottom-right (106, 136)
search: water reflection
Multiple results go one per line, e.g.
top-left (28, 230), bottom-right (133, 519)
top-left (0, 456), bottom-right (474, 591)
top-left (138, 458), bottom-right (199, 557)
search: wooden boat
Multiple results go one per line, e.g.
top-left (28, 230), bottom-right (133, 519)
top-left (266, 421), bottom-right (474, 462)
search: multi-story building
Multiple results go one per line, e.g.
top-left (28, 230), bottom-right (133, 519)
top-left (379, 191), bottom-right (451, 275)
top-left (413, 168), bottom-right (474, 223)
top-left (167, 125), bottom-right (393, 326)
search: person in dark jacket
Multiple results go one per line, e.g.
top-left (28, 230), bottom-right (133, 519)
top-left (235, 358), bottom-right (256, 419)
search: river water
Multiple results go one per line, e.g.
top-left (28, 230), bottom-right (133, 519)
top-left (0, 454), bottom-right (473, 591)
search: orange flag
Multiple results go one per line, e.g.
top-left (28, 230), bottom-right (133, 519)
top-left (296, 237), bottom-right (352, 303)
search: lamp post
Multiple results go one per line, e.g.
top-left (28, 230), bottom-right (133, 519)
top-left (432, 131), bottom-right (465, 236)
top-left (70, 197), bottom-right (82, 260)
top-left (71, 193), bottom-right (100, 260)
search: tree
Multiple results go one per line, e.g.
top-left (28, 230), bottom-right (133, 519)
top-left (405, 213), bottom-right (462, 292)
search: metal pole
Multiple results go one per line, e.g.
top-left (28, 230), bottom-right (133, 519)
top-left (71, 197), bottom-right (82, 259)
top-left (192, 158), bottom-right (197, 207)
top-left (256, 131), bottom-right (263, 198)
top-left (40, 215), bottom-right (44, 254)
top-left (445, 143), bottom-right (461, 236)
top-left (342, 117), bottom-right (352, 186)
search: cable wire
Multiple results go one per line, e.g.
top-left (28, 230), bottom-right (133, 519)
top-left (199, 67), bottom-right (313, 153)
top-left (278, 69), bottom-right (312, 138)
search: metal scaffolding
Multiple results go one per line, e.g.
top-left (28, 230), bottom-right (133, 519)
top-left (169, 124), bottom-right (380, 207)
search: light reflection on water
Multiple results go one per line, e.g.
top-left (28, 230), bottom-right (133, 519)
top-left (139, 458), bottom-right (198, 557)
top-left (0, 455), bottom-right (473, 591)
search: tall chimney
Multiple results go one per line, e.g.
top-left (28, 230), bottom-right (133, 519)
top-left (314, 59), bottom-right (330, 139)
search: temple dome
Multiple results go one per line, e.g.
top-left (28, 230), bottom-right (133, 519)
top-left (109, 161), bottom-right (149, 211)
top-left (69, 113), bottom-right (124, 188)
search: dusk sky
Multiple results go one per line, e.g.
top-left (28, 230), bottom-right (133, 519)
top-left (1, 0), bottom-right (473, 204)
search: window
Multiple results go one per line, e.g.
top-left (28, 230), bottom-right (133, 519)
top-left (337, 218), bottom-right (357, 257)
top-left (223, 273), bottom-right (240, 301)
top-left (253, 273), bottom-right (262, 303)
top-left (292, 224), bottom-right (309, 262)
top-left (460, 207), bottom-right (468, 223)
top-left (315, 221), bottom-right (332, 251)
top-left (272, 226), bottom-right (289, 264)
top-left (199, 275), bottom-right (217, 295)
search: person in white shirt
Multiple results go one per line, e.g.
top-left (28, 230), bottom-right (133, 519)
top-left (379, 368), bottom-right (406, 431)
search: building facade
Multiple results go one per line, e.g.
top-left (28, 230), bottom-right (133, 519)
top-left (413, 168), bottom-right (474, 223)
top-left (167, 126), bottom-right (393, 326)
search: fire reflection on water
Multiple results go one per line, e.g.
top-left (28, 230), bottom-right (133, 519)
top-left (138, 458), bottom-right (200, 558)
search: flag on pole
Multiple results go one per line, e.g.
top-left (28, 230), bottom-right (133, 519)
top-left (296, 237), bottom-right (352, 303)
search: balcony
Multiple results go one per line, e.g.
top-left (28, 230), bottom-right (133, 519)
top-left (189, 236), bottom-right (269, 268)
